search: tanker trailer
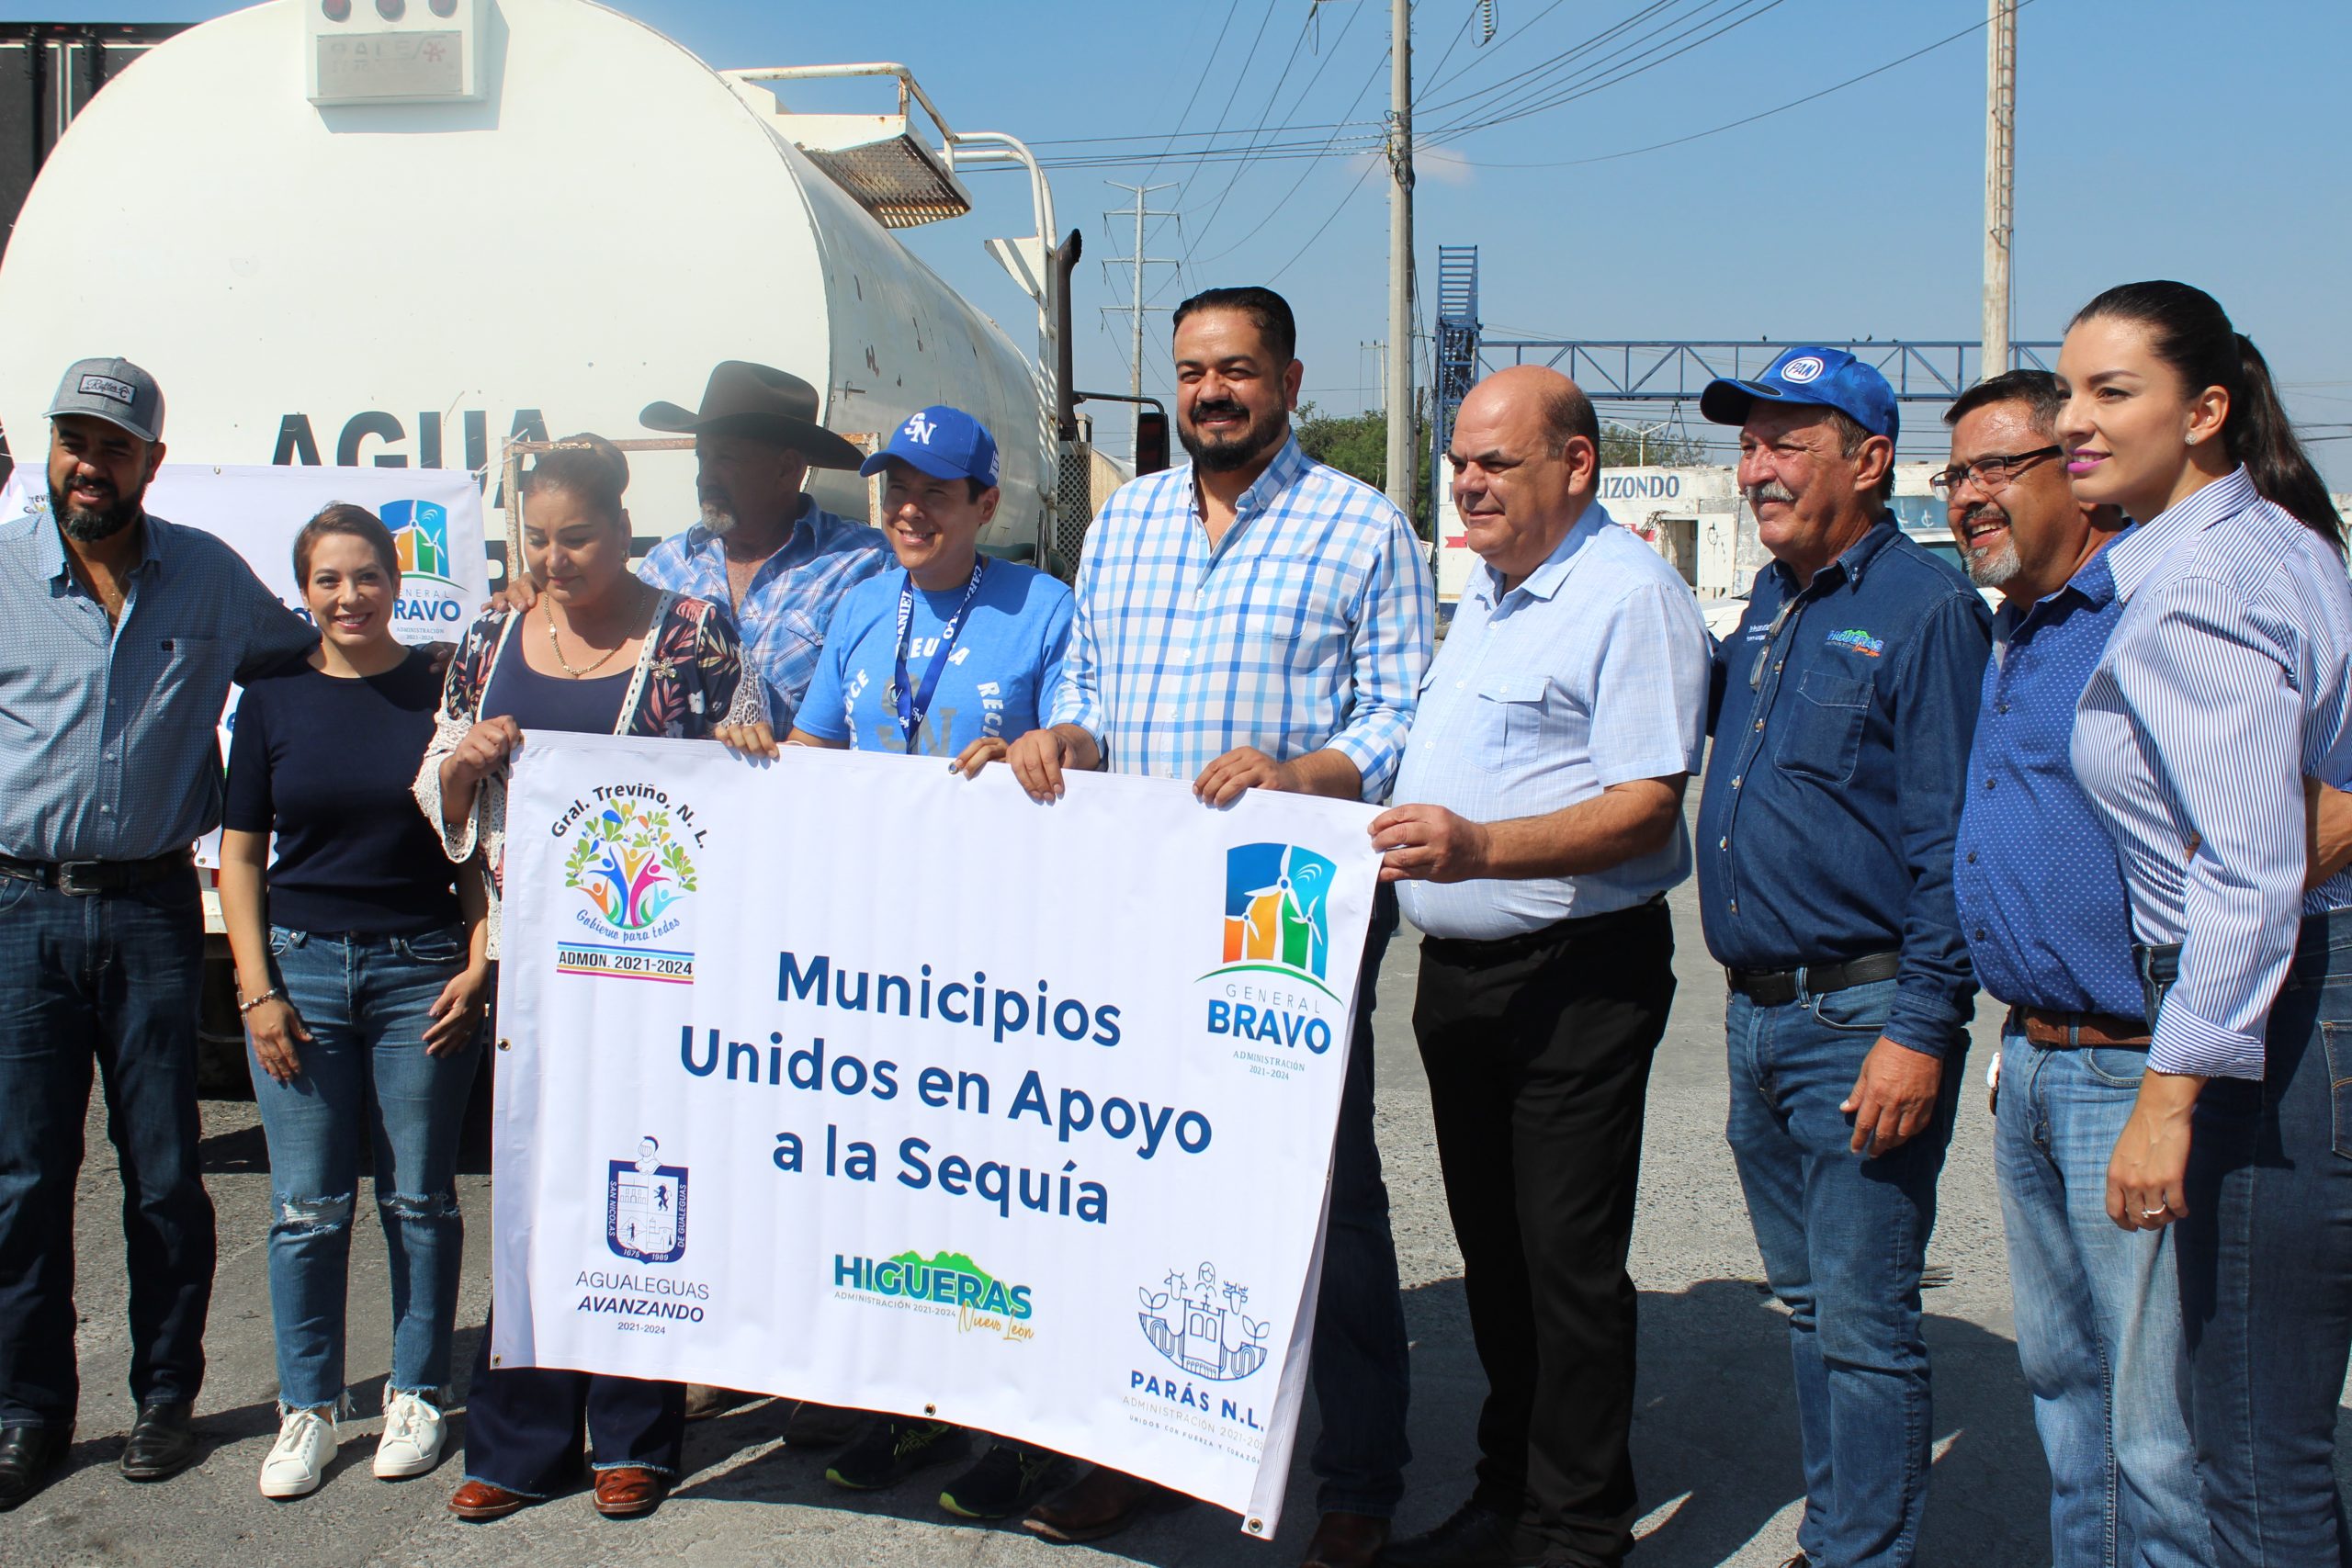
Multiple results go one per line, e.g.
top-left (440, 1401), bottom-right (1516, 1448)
top-left (0, 0), bottom-right (1080, 570)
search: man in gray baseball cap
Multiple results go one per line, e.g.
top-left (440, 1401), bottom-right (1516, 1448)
top-left (0, 355), bottom-right (314, 1509)
top-left (47, 355), bottom-right (166, 446)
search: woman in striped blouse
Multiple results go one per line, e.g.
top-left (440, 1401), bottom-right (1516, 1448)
top-left (2058, 279), bottom-right (2352, 1566)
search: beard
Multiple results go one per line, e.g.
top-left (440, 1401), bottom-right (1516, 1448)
top-left (1959, 504), bottom-right (2021, 588)
top-left (1178, 399), bottom-right (1286, 475)
top-left (50, 479), bottom-right (141, 543)
top-left (697, 493), bottom-right (738, 536)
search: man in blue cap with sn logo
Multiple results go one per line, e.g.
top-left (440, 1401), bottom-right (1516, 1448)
top-left (1693, 347), bottom-right (1991, 1568)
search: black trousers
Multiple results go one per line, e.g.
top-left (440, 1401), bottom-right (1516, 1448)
top-left (1412, 898), bottom-right (1675, 1568)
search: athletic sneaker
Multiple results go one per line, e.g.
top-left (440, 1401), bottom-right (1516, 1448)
top-left (374, 1391), bottom-right (447, 1480)
top-left (258, 1404), bottom-right (343, 1499)
top-left (938, 1442), bottom-right (1061, 1519)
top-left (825, 1417), bottom-right (965, 1491)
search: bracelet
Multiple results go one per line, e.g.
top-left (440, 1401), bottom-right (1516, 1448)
top-left (237, 987), bottom-right (285, 1016)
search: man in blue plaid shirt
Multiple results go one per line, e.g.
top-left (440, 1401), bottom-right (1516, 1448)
top-left (1001, 287), bottom-right (1433, 1568)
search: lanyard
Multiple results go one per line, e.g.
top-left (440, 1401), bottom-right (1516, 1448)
top-left (892, 557), bottom-right (987, 753)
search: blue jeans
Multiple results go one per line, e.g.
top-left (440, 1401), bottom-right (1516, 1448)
top-left (2157, 910), bottom-right (2352, 1567)
top-left (1309, 886), bottom-right (1412, 1517)
top-left (1725, 976), bottom-right (1964, 1568)
top-left (254, 925), bottom-right (478, 1411)
top-left (0, 872), bottom-right (212, 1428)
top-left (1995, 1032), bottom-right (2207, 1568)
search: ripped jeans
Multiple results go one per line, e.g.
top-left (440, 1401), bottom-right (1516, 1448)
top-left (254, 925), bottom-right (479, 1411)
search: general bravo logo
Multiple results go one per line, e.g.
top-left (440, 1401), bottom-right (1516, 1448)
top-left (1202, 842), bottom-right (1343, 1065)
top-left (606, 1135), bottom-right (688, 1264)
top-left (550, 787), bottom-right (706, 983)
top-left (379, 499), bottom-right (469, 628)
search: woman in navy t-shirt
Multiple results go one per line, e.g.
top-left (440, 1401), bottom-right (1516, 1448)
top-left (219, 504), bottom-right (489, 1501)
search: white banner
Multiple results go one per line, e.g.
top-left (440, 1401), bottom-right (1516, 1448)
top-left (1, 462), bottom-right (490, 865)
top-left (492, 733), bottom-right (1382, 1533)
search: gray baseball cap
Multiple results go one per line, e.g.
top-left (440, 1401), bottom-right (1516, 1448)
top-left (47, 356), bottom-right (164, 443)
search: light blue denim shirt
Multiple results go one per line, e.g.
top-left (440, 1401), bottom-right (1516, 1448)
top-left (1392, 504), bottom-right (1710, 941)
top-left (0, 508), bottom-right (315, 863)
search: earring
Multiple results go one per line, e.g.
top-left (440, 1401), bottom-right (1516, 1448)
top-left (2186, 433), bottom-right (2199, 446)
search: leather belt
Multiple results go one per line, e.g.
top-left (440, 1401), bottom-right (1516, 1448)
top-left (1725, 950), bottom-right (1901, 1008)
top-left (2010, 1005), bottom-right (2151, 1049)
top-left (0, 850), bottom-right (194, 897)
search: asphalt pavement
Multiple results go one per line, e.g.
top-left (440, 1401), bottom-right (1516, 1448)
top-left (7, 848), bottom-right (2346, 1568)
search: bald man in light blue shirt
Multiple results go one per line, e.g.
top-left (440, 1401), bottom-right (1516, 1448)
top-left (1373, 367), bottom-right (1707, 1568)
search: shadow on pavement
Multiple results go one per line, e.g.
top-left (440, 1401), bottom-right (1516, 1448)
top-left (639, 1273), bottom-right (2047, 1568)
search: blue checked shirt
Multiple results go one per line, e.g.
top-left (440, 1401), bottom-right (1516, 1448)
top-left (0, 509), bottom-right (315, 863)
top-left (1048, 436), bottom-right (1433, 799)
top-left (1392, 505), bottom-right (1710, 940)
top-left (636, 496), bottom-right (888, 730)
top-left (2072, 468), bottom-right (2352, 1079)
top-left (1952, 537), bottom-right (2143, 1020)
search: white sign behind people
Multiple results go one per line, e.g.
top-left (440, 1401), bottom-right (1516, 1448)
top-left (0, 462), bottom-right (491, 864)
top-left (493, 732), bottom-right (1382, 1533)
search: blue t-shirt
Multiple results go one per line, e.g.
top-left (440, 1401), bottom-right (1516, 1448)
top-left (797, 560), bottom-right (1073, 757)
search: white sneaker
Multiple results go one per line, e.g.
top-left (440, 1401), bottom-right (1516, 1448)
top-left (373, 1390), bottom-right (447, 1480)
top-left (258, 1404), bottom-right (342, 1499)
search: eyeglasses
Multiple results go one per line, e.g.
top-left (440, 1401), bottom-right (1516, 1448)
top-left (1928, 445), bottom-right (2063, 498)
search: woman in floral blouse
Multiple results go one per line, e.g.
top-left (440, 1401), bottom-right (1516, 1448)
top-left (412, 434), bottom-right (760, 1525)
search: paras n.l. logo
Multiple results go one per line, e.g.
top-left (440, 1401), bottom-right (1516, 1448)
top-left (1137, 1261), bottom-right (1268, 1382)
top-left (607, 1135), bottom-right (688, 1264)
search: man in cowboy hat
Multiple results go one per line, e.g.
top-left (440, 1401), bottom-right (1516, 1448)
top-left (636, 360), bottom-right (888, 728)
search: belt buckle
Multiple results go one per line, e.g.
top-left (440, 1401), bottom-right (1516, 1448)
top-left (55, 861), bottom-right (106, 897)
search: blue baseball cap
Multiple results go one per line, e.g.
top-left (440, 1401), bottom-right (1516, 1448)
top-left (859, 405), bottom-right (1001, 488)
top-left (1700, 346), bottom-right (1899, 445)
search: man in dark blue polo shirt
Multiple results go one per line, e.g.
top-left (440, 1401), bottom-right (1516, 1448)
top-left (1943, 369), bottom-right (2202, 1567)
top-left (1695, 347), bottom-right (1991, 1568)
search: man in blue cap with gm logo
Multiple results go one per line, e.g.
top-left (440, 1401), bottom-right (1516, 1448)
top-left (1695, 348), bottom-right (1991, 1568)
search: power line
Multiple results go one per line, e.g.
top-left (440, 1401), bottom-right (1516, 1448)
top-left (1182, 4), bottom-right (1325, 265)
top-left (1421, 2), bottom-right (2041, 170)
top-left (1424, 0), bottom-right (1794, 142)
top-left (1132, 0), bottom-right (1245, 187)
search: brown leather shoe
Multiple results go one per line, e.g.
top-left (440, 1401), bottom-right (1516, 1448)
top-left (1302, 1509), bottom-right (1389, 1567)
top-left (592, 1465), bottom-right (668, 1518)
top-left (1022, 1464), bottom-right (1187, 1544)
top-left (447, 1479), bottom-right (533, 1520)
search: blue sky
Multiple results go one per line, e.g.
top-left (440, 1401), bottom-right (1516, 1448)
top-left (29, 0), bottom-right (2352, 480)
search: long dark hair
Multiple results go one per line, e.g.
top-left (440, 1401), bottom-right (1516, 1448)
top-left (2070, 280), bottom-right (2342, 551)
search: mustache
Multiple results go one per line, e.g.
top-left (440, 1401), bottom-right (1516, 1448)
top-left (1961, 502), bottom-right (2007, 530)
top-left (1189, 400), bottom-right (1250, 428)
top-left (1745, 479), bottom-right (1794, 508)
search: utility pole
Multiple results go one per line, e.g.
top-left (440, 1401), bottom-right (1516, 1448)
top-left (1101, 180), bottom-right (1180, 463)
top-left (1384, 0), bottom-right (1414, 515)
top-left (1982, 0), bottom-right (2017, 383)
